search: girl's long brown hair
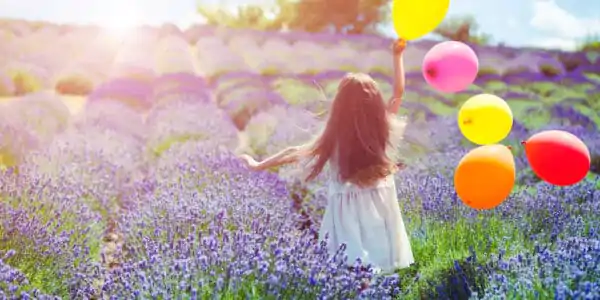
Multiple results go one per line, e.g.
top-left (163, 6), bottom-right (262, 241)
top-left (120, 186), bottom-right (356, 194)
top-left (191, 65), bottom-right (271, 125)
top-left (304, 73), bottom-right (399, 187)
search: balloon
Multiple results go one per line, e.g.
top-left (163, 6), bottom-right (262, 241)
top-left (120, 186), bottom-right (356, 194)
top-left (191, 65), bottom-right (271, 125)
top-left (392, 0), bottom-right (450, 40)
top-left (423, 41), bottom-right (479, 93)
top-left (458, 94), bottom-right (513, 145)
top-left (454, 145), bottom-right (516, 210)
top-left (523, 130), bottom-right (590, 186)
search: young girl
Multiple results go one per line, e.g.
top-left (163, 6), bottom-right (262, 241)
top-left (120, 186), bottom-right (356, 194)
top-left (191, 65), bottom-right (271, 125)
top-left (240, 39), bottom-right (414, 274)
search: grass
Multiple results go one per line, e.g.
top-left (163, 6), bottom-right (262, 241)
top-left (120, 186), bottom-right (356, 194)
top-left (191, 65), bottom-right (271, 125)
top-left (0, 193), bottom-right (104, 296)
top-left (0, 91), bottom-right (86, 114)
top-left (396, 176), bottom-right (600, 299)
top-left (396, 187), bottom-right (518, 297)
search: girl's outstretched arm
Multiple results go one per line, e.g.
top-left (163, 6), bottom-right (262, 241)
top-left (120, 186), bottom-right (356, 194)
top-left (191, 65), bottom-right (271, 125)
top-left (388, 39), bottom-right (407, 115)
top-left (240, 146), bottom-right (302, 171)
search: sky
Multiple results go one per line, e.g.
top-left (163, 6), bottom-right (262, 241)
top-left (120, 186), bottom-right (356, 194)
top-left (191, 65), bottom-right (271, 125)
top-left (0, 0), bottom-right (599, 50)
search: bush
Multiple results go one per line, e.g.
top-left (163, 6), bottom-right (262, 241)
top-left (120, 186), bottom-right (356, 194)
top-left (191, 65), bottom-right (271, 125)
top-left (55, 75), bottom-right (94, 95)
top-left (478, 67), bottom-right (499, 75)
top-left (539, 64), bottom-right (561, 78)
top-left (477, 67), bottom-right (499, 78)
top-left (260, 67), bottom-right (281, 76)
top-left (9, 70), bottom-right (42, 96)
top-left (579, 35), bottom-right (600, 51)
top-left (557, 53), bottom-right (584, 72)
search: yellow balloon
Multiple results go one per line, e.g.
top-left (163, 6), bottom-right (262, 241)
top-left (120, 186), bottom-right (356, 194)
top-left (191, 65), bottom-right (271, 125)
top-left (392, 0), bottom-right (450, 40)
top-left (458, 94), bottom-right (513, 145)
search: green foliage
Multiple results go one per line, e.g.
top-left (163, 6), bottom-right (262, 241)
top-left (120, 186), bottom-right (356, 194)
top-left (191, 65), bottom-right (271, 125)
top-left (0, 150), bottom-right (18, 170)
top-left (272, 79), bottom-right (323, 106)
top-left (0, 195), bottom-right (102, 297)
top-left (9, 70), bottom-right (42, 96)
top-left (477, 66), bottom-right (499, 77)
top-left (396, 210), bottom-right (526, 298)
top-left (370, 65), bottom-right (393, 76)
top-left (433, 15), bottom-right (491, 45)
top-left (288, 0), bottom-right (390, 34)
top-left (55, 75), bottom-right (94, 96)
top-left (557, 53), bottom-right (583, 72)
top-left (579, 34), bottom-right (600, 51)
top-left (197, 3), bottom-right (286, 31)
top-left (260, 67), bottom-right (281, 76)
top-left (338, 64), bottom-right (360, 72)
top-left (197, 0), bottom-right (391, 34)
top-left (538, 64), bottom-right (561, 78)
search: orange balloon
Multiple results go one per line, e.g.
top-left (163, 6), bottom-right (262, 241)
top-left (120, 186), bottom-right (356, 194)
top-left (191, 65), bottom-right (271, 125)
top-left (454, 145), bottom-right (516, 210)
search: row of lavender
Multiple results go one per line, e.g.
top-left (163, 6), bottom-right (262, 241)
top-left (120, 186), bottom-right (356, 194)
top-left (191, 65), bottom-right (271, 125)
top-left (2, 68), bottom-right (599, 174)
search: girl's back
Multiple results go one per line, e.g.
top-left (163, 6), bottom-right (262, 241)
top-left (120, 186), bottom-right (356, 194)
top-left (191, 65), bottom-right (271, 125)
top-left (320, 159), bottom-right (413, 274)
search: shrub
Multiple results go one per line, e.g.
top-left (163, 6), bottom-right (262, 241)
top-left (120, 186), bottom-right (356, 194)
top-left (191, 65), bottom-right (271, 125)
top-left (477, 67), bottom-right (499, 79)
top-left (539, 63), bottom-right (561, 78)
top-left (260, 67), bottom-right (281, 76)
top-left (579, 35), bottom-right (600, 51)
top-left (557, 53), bottom-right (584, 72)
top-left (55, 75), bottom-right (94, 95)
top-left (9, 70), bottom-right (42, 96)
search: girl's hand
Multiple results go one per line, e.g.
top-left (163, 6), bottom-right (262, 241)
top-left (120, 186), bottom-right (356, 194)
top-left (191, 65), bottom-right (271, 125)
top-left (392, 39), bottom-right (407, 56)
top-left (239, 154), bottom-right (260, 170)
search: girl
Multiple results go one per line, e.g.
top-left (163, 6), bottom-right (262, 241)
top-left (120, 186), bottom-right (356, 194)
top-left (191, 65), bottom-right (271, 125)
top-left (240, 39), bottom-right (414, 274)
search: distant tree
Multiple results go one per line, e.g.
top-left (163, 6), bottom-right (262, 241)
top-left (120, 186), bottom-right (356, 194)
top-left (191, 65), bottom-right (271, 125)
top-left (433, 15), bottom-right (491, 45)
top-left (197, 0), bottom-right (391, 34)
top-left (197, 3), bottom-right (285, 31)
top-left (579, 35), bottom-right (600, 51)
top-left (288, 0), bottom-right (390, 34)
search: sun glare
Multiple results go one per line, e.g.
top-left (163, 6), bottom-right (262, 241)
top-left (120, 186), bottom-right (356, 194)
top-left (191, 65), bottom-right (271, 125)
top-left (102, 14), bottom-right (141, 38)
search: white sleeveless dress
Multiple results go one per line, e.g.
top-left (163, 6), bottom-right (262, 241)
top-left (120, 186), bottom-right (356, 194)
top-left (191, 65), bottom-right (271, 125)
top-left (318, 165), bottom-right (414, 274)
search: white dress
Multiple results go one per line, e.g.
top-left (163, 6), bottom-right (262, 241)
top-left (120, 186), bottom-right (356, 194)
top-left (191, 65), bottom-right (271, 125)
top-left (318, 165), bottom-right (414, 274)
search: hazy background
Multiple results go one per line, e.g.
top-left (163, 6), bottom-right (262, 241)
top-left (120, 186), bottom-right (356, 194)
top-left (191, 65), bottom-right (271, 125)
top-left (1, 0), bottom-right (599, 50)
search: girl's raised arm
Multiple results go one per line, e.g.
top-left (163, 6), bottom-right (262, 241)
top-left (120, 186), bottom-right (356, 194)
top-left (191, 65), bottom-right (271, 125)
top-left (388, 39), bottom-right (407, 115)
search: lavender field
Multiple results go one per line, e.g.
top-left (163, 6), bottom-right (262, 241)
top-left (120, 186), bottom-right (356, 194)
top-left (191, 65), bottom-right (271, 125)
top-left (0, 20), bottom-right (599, 299)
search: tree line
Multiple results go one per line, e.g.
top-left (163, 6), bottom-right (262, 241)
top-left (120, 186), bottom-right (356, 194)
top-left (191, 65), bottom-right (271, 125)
top-left (197, 0), bottom-right (491, 45)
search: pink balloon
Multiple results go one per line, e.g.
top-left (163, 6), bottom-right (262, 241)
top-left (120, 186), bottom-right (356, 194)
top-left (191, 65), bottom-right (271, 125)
top-left (422, 41), bottom-right (479, 93)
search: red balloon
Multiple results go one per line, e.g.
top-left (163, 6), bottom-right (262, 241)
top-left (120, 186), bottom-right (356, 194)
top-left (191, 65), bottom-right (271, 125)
top-left (523, 130), bottom-right (591, 186)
